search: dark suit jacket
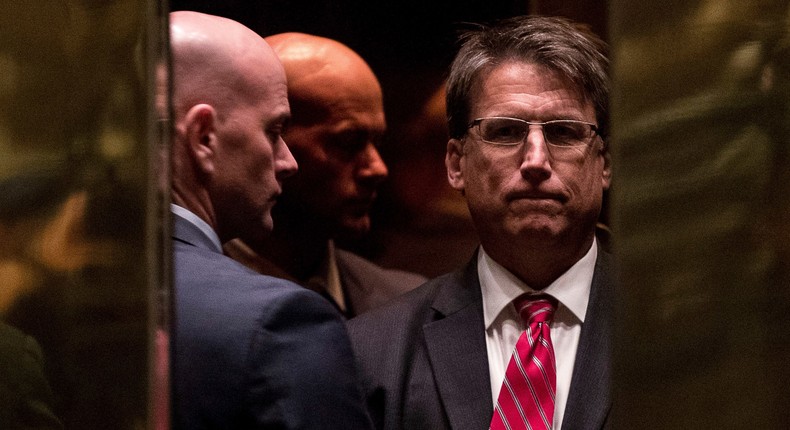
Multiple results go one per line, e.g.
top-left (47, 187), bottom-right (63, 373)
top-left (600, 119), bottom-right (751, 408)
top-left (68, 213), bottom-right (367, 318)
top-left (335, 249), bottom-right (426, 317)
top-left (224, 241), bottom-right (425, 318)
top-left (172, 213), bottom-right (373, 429)
top-left (347, 247), bottom-right (615, 430)
top-left (0, 323), bottom-right (62, 429)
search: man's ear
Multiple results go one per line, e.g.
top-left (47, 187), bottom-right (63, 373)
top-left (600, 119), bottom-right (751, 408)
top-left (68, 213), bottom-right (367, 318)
top-left (601, 142), bottom-right (612, 190)
top-left (446, 138), bottom-right (465, 191)
top-left (183, 104), bottom-right (218, 175)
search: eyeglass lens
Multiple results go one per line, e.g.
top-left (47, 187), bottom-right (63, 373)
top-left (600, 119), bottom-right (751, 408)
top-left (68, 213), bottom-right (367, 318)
top-left (478, 118), bottom-right (592, 147)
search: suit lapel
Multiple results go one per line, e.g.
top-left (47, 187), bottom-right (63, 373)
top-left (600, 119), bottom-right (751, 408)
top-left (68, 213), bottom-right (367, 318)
top-left (422, 258), bottom-right (493, 430)
top-left (562, 248), bottom-right (615, 429)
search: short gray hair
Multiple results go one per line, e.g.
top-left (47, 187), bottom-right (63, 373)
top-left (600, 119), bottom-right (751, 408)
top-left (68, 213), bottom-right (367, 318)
top-left (446, 15), bottom-right (609, 140)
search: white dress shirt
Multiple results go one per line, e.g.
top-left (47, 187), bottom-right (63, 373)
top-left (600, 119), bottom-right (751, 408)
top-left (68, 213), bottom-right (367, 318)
top-left (480, 239), bottom-right (597, 430)
top-left (171, 204), bottom-right (222, 252)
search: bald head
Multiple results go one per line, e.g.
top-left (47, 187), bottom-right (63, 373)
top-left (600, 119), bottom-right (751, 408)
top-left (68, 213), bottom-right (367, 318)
top-left (169, 12), bottom-right (297, 243)
top-left (259, 33), bottom-right (387, 239)
top-left (170, 11), bottom-right (285, 120)
top-left (265, 33), bottom-right (383, 127)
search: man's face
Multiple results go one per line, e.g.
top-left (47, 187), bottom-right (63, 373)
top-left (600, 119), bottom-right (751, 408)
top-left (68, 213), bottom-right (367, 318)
top-left (282, 76), bottom-right (388, 238)
top-left (211, 67), bottom-right (297, 243)
top-left (448, 61), bottom-right (610, 255)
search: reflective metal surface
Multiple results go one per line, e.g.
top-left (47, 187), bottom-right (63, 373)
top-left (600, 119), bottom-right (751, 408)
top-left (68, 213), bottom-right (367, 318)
top-left (611, 1), bottom-right (790, 428)
top-left (0, 0), bottom-right (166, 428)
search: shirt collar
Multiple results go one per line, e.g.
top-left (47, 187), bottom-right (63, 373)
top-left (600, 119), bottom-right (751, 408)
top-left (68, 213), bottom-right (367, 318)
top-left (170, 203), bottom-right (223, 252)
top-left (480, 238), bottom-right (597, 329)
top-left (305, 239), bottom-right (346, 313)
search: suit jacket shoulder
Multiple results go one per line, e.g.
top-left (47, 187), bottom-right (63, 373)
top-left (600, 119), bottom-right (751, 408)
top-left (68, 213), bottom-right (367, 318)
top-left (335, 249), bottom-right (427, 315)
top-left (347, 259), bottom-right (492, 430)
top-left (172, 215), bottom-right (372, 429)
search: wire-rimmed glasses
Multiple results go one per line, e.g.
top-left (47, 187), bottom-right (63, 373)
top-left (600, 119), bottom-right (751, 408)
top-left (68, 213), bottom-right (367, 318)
top-left (467, 117), bottom-right (600, 157)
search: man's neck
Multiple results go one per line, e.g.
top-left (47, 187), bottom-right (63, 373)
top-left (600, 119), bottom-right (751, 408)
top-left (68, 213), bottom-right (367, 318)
top-left (482, 234), bottom-right (595, 290)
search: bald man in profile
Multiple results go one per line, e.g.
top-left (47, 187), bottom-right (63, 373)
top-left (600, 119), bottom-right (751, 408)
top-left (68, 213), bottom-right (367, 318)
top-left (225, 33), bottom-right (425, 318)
top-left (168, 12), bottom-right (372, 429)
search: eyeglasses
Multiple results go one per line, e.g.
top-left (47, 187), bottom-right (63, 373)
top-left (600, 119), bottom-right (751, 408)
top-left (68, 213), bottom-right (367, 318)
top-left (467, 117), bottom-right (599, 149)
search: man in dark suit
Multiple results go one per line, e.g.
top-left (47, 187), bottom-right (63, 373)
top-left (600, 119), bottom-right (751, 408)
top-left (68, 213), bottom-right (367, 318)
top-left (348, 16), bottom-right (613, 430)
top-left (168, 11), bottom-right (372, 429)
top-left (224, 33), bottom-right (425, 318)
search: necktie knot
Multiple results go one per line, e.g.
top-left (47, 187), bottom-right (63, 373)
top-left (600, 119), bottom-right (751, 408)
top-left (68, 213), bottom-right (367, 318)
top-left (514, 294), bottom-right (557, 325)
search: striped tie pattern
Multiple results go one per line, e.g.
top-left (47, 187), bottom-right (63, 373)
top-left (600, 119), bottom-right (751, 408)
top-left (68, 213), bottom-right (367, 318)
top-left (490, 294), bottom-right (558, 430)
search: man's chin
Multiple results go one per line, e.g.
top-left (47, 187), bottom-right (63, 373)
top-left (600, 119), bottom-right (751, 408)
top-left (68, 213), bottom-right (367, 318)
top-left (336, 216), bottom-right (371, 240)
top-left (249, 215), bottom-right (274, 242)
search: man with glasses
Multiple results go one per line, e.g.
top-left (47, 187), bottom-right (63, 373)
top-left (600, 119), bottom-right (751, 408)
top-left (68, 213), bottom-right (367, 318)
top-left (348, 16), bottom-right (613, 430)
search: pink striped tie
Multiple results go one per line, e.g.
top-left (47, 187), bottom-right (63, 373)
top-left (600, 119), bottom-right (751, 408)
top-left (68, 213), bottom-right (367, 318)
top-left (490, 294), bottom-right (558, 430)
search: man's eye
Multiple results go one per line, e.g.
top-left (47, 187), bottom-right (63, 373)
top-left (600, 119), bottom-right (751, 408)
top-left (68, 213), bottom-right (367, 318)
top-left (491, 125), bottom-right (522, 139)
top-left (332, 131), bottom-right (368, 152)
top-left (482, 120), bottom-right (525, 143)
top-left (266, 126), bottom-right (285, 142)
top-left (545, 123), bottom-right (585, 145)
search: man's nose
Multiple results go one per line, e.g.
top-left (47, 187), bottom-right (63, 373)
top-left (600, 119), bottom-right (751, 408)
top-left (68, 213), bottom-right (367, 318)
top-left (519, 125), bottom-right (551, 180)
top-left (275, 138), bottom-right (298, 179)
top-left (358, 143), bottom-right (388, 183)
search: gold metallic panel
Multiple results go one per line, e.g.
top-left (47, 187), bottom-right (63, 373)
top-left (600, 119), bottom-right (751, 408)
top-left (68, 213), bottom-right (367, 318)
top-left (0, 0), bottom-right (167, 428)
top-left (611, 1), bottom-right (790, 428)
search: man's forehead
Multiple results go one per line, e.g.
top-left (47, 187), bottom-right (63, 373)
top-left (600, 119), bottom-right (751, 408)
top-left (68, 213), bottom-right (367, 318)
top-left (269, 34), bottom-right (359, 74)
top-left (470, 62), bottom-right (590, 110)
top-left (287, 74), bottom-right (383, 126)
top-left (269, 40), bottom-right (379, 99)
